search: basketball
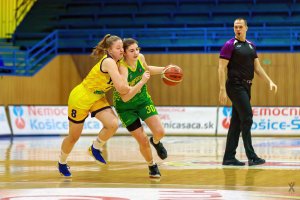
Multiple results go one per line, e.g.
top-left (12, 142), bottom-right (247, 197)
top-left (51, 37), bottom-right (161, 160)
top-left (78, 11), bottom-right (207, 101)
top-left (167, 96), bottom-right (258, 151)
top-left (161, 64), bottom-right (183, 86)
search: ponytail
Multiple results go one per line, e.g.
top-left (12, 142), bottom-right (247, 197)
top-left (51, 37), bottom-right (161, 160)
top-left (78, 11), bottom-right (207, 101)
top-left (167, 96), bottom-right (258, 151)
top-left (90, 34), bottom-right (121, 59)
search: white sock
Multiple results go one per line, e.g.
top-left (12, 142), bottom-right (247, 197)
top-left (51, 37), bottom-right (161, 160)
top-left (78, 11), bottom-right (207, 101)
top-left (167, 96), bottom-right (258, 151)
top-left (153, 138), bottom-right (160, 144)
top-left (148, 160), bottom-right (155, 166)
top-left (59, 150), bottom-right (69, 164)
top-left (93, 137), bottom-right (106, 150)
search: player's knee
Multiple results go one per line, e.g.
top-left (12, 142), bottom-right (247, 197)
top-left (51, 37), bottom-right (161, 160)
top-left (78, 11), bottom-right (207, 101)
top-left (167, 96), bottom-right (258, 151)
top-left (68, 134), bottom-right (80, 144)
top-left (110, 118), bottom-right (119, 132)
top-left (139, 135), bottom-right (150, 147)
top-left (153, 127), bottom-right (165, 140)
top-left (104, 117), bottom-right (119, 133)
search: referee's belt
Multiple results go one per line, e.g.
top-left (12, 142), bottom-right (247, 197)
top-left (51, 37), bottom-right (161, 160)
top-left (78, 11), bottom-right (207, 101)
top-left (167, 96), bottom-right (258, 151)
top-left (229, 78), bottom-right (252, 85)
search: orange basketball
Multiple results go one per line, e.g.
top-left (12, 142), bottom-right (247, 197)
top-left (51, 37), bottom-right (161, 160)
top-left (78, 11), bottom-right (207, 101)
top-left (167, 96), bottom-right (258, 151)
top-left (161, 64), bottom-right (183, 86)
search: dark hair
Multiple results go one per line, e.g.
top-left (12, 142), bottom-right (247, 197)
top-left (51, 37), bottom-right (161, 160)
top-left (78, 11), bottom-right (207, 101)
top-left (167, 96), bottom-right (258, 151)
top-left (234, 18), bottom-right (248, 26)
top-left (123, 38), bottom-right (138, 51)
top-left (91, 34), bottom-right (121, 59)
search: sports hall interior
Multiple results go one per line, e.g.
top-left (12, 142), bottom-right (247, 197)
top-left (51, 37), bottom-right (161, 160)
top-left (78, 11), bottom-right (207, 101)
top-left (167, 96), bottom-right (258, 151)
top-left (0, 0), bottom-right (299, 199)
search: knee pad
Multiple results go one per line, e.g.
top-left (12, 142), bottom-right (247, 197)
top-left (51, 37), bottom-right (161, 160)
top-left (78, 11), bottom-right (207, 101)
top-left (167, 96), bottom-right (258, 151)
top-left (127, 119), bottom-right (142, 132)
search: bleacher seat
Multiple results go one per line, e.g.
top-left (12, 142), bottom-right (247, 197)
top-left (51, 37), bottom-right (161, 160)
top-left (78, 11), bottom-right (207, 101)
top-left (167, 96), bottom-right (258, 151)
top-left (178, 2), bottom-right (212, 12)
top-left (139, 3), bottom-right (176, 14)
top-left (211, 3), bottom-right (251, 16)
top-left (11, 0), bottom-right (300, 53)
top-left (251, 3), bottom-right (291, 16)
top-left (251, 14), bottom-right (287, 27)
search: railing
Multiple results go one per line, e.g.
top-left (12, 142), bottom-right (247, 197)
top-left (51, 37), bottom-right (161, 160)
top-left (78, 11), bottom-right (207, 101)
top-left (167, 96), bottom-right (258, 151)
top-left (2, 27), bottom-right (300, 76)
top-left (1, 31), bottom-right (57, 76)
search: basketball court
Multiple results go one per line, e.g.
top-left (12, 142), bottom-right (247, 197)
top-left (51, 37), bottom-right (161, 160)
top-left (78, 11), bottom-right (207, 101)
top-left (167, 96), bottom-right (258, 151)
top-left (0, 135), bottom-right (299, 199)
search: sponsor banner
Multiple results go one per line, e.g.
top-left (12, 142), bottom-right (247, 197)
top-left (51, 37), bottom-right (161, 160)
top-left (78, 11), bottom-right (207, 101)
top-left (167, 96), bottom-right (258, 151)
top-left (0, 106), bottom-right (11, 135)
top-left (144, 107), bottom-right (217, 134)
top-left (8, 105), bottom-right (102, 135)
top-left (9, 105), bottom-right (69, 134)
top-left (8, 105), bottom-right (217, 135)
top-left (218, 106), bottom-right (300, 135)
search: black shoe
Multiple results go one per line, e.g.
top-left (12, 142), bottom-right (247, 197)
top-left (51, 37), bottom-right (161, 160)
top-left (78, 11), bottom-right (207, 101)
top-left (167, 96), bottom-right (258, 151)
top-left (248, 157), bottom-right (265, 166)
top-left (148, 163), bottom-right (161, 178)
top-left (150, 137), bottom-right (167, 160)
top-left (222, 158), bottom-right (245, 166)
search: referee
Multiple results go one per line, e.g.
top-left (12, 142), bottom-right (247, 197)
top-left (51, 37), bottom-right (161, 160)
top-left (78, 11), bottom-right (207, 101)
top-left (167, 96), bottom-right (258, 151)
top-left (218, 18), bottom-right (277, 166)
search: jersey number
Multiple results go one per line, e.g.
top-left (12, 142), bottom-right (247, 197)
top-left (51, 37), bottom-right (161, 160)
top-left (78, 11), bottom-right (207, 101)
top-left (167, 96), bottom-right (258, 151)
top-left (146, 105), bottom-right (156, 114)
top-left (71, 109), bottom-right (77, 118)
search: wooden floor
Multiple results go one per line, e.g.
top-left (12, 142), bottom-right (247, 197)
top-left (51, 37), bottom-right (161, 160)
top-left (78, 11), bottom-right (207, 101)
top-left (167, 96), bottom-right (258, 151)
top-left (0, 135), bottom-right (299, 199)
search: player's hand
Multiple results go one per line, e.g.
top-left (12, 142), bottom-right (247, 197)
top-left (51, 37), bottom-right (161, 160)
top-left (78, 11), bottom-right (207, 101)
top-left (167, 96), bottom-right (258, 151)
top-left (270, 81), bottom-right (277, 94)
top-left (141, 70), bottom-right (150, 84)
top-left (219, 89), bottom-right (227, 105)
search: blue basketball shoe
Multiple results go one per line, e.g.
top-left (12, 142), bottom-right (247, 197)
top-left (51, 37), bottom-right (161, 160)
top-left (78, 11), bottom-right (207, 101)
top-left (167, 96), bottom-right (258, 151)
top-left (58, 162), bottom-right (72, 177)
top-left (88, 145), bottom-right (106, 164)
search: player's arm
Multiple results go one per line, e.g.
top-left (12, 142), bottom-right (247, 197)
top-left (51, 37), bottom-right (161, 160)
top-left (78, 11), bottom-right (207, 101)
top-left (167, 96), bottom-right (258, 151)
top-left (102, 58), bottom-right (130, 95)
top-left (119, 64), bottom-right (150, 102)
top-left (254, 58), bottom-right (277, 93)
top-left (140, 53), bottom-right (165, 75)
top-left (218, 58), bottom-right (229, 105)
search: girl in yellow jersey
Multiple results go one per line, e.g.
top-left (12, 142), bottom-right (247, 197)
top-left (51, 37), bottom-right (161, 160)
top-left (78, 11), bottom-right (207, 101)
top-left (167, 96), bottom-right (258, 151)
top-left (58, 34), bottom-right (150, 177)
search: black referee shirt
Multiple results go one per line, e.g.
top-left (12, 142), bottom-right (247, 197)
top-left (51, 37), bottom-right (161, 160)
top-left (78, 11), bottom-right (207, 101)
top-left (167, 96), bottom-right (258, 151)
top-left (220, 37), bottom-right (258, 81)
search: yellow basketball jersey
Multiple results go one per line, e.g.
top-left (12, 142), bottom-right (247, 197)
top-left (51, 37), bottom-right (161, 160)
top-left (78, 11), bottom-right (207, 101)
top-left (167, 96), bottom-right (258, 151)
top-left (82, 55), bottom-right (113, 95)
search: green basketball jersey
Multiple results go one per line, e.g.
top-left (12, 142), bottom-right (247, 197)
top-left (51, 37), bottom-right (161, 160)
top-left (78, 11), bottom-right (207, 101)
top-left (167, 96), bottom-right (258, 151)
top-left (113, 56), bottom-right (151, 111)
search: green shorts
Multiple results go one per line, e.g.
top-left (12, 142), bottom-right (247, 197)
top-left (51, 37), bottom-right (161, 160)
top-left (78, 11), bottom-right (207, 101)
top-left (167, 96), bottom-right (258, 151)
top-left (116, 99), bottom-right (158, 127)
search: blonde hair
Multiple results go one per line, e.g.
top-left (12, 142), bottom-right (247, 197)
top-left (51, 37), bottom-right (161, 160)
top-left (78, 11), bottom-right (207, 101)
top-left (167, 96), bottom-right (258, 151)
top-left (90, 34), bottom-right (121, 59)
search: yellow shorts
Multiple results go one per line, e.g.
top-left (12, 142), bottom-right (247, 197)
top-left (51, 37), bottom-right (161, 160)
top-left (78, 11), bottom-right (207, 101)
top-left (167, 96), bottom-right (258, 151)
top-left (68, 83), bottom-right (110, 123)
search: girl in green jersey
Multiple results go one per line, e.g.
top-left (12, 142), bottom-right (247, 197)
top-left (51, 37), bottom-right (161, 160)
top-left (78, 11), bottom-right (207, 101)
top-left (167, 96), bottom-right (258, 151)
top-left (113, 38), bottom-right (170, 178)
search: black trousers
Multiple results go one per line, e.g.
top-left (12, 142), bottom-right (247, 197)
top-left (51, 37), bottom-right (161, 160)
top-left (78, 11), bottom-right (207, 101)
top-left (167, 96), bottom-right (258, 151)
top-left (223, 79), bottom-right (257, 161)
